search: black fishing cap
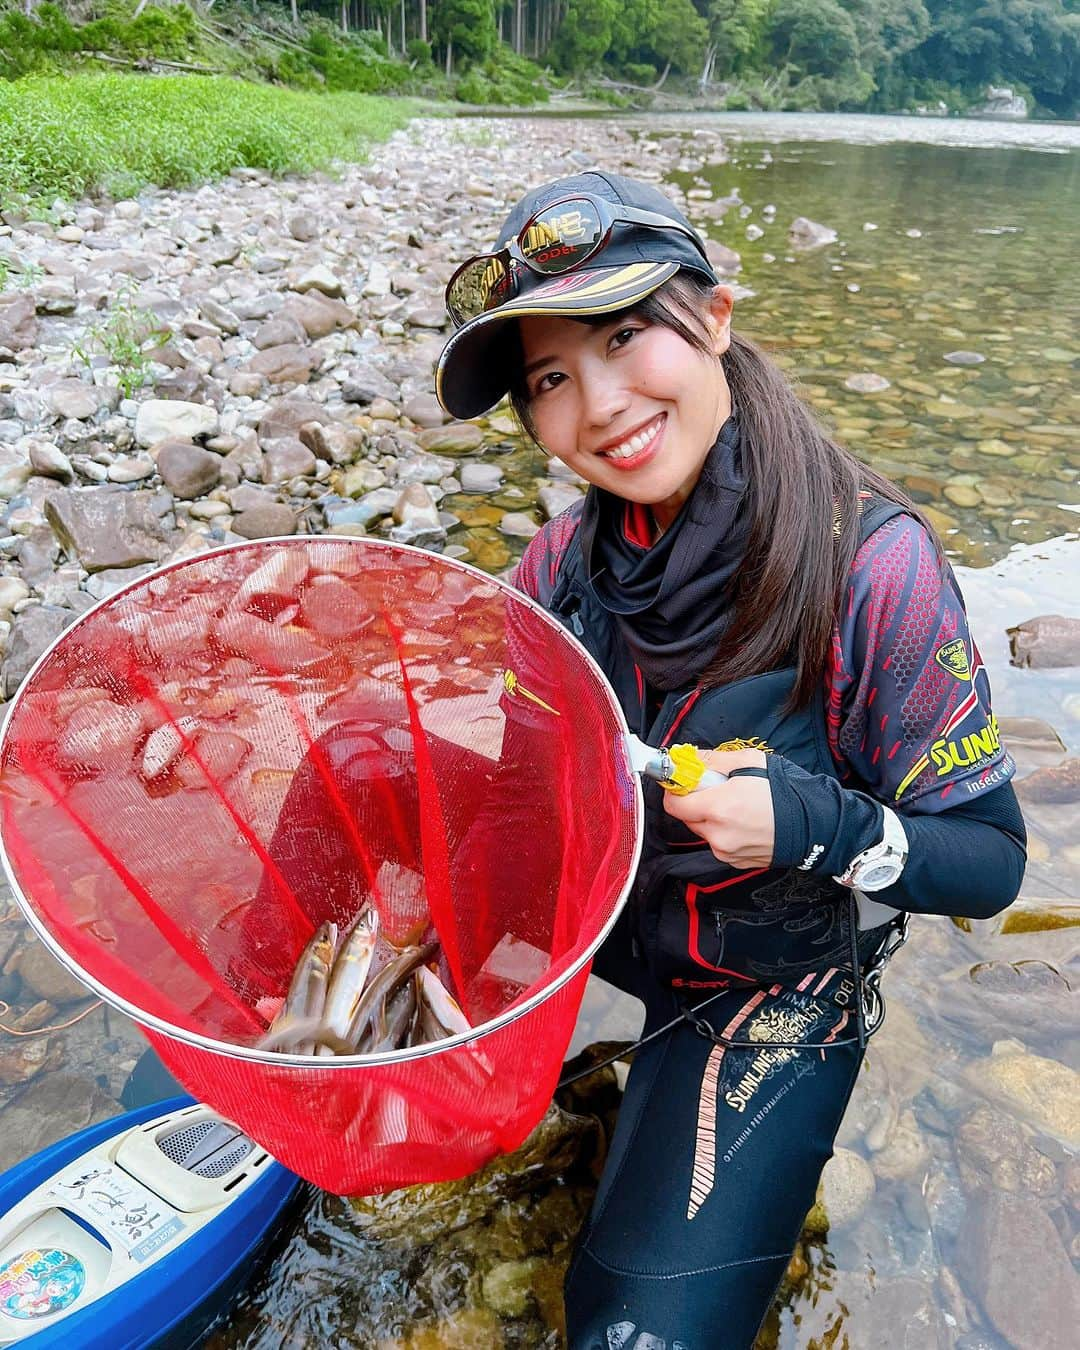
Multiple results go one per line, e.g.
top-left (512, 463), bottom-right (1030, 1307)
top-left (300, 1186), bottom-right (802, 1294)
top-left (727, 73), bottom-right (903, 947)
top-left (435, 171), bottom-right (719, 420)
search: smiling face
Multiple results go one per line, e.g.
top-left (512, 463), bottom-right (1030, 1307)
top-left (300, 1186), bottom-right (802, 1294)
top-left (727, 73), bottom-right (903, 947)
top-left (517, 285), bottom-right (735, 534)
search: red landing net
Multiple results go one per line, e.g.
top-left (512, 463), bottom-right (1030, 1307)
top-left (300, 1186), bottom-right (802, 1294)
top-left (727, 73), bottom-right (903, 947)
top-left (0, 538), bottom-right (642, 1194)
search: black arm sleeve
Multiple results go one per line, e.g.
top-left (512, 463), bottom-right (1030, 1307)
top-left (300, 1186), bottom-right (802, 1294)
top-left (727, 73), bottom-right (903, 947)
top-left (768, 755), bottom-right (1026, 920)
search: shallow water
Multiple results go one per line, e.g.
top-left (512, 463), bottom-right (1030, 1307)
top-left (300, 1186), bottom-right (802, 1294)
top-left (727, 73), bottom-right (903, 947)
top-left (1, 113), bottom-right (1078, 1348)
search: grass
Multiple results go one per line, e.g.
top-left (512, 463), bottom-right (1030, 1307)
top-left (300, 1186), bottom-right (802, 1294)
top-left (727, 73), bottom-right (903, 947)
top-left (0, 73), bottom-right (424, 202)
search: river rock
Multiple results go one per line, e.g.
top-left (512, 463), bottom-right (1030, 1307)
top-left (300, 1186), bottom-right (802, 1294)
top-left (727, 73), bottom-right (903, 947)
top-left (28, 440), bottom-right (74, 481)
top-left (244, 343), bottom-right (322, 386)
top-left (45, 379), bottom-right (106, 422)
top-left (538, 484), bottom-right (583, 519)
top-left (1014, 757), bottom-right (1080, 803)
top-left (280, 293), bottom-right (356, 339)
top-left (294, 263), bottom-right (344, 297)
top-left (956, 1190), bottom-right (1080, 1350)
top-left (155, 440), bottom-right (222, 499)
top-left (287, 211), bottom-right (319, 242)
top-left (808, 1147), bottom-right (875, 1232)
top-left (0, 460), bottom-right (32, 499)
top-left (0, 1036), bottom-right (62, 1088)
top-left (1007, 613), bottom-right (1080, 667)
top-left (0, 294), bottom-right (38, 353)
top-left (416, 423), bottom-right (484, 455)
top-left (402, 394), bottom-right (448, 428)
top-left (44, 486), bottom-right (170, 571)
top-left (0, 576), bottom-right (30, 613)
top-left (11, 939), bottom-right (91, 1006)
top-left (498, 511), bottom-right (540, 539)
top-left (362, 260), bottom-right (392, 297)
top-left (945, 958), bottom-right (1075, 1042)
top-left (341, 363), bottom-right (399, 405)
top-left (392, 483), bottom-right (440, 529)
top-left (845, 372), bottom-right (891, 393)
top-left (788, 217), bottom-right (837, 250)
top-left (299, 421), bottom-right (364, 465)
top-left (404, 304), bottom-right (446, 330)
top-left (965, 1049), bottom-right (1080, 1146)
top-left (257, 398), bottom-right (334, 444)
top-left (704, 240), bottom-right (741, 273)
top-left (252, 315), bottom-right (307, 350)
top-left (833, 1277), bottom-right (950, 1350)
top-left (996, 716), bottom-right (1066, 771)
top-left (956, 1104), bottom-right (1059, 1199)
top-left (262, 437), bottom-right (317, 483)
top-left (944, 350), bottom-right (986, 365)
top-left (868, 1108), bottom-right (930, 1182)
top-left (135, 398), bottom-right (219, 447)
top-left (459, 463), bottom-right (503, 494)
top-left (1, 605), bottom-right (74, 697)
top-left (199, 297), bottom-right (241, 334)
top-left (108, 455), bottom-right (155, 484)
top-left (0, 1073), bottom-right (119, 1172)
top-left (232, 502), bottom-right (297, 539)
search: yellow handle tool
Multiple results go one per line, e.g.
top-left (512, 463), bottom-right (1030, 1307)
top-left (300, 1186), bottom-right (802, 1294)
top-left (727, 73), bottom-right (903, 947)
top-left (624, 734), bottom-right (727, 795)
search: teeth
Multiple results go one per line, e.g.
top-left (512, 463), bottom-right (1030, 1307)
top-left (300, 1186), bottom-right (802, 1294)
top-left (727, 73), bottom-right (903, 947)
top-left (605, 417), bottom-right (662, 460)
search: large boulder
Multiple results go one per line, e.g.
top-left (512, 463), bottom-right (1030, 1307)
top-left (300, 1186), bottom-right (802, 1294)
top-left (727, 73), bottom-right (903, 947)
top-left (135, 399), bottom-right (219, 448)
top-left (1007, 614), bottom-right (1080, 668)
top-left (956, 1190), bottom-right (1080, 1350)
top-left (44, 486), bottom-right (170, 572)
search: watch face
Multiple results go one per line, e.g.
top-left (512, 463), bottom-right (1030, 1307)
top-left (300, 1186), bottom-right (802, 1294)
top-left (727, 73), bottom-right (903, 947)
top-left (860, 861), bottom-right (900, 890)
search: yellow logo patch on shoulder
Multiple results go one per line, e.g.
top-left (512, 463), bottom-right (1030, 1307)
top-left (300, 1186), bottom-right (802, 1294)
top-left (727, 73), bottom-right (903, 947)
top-left (934, 638), bottom-right (970, 681)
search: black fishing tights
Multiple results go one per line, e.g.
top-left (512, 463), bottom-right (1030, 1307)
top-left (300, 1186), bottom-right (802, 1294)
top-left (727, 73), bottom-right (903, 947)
top-left (563, 919), bottom-right (866, 1350)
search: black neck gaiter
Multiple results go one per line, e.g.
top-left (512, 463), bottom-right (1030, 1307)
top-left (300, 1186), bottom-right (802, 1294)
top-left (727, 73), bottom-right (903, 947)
top-left (578, 414), bottom-right (748, 692)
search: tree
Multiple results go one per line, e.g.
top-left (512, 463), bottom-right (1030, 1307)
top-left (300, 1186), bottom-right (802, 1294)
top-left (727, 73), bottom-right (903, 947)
top-left (704, 0), bottom-right (771, 79)
top-left (766, 0), bottom-right (861, 77)
top-left (551, 0), bottom-right (617, 74)
top-left (431, 0), bottom-right (499, 69)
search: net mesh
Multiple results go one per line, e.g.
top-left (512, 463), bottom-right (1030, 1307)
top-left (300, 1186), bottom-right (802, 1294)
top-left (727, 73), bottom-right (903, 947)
top-left (0, 539), bottom-right (641, 1194)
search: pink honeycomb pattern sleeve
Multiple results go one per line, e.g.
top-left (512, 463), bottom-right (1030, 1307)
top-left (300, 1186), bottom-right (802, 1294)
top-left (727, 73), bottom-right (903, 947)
top-left (512, 500), bottom-right (585, 606)
top-left (826, 513), bottom-right (1014, 814)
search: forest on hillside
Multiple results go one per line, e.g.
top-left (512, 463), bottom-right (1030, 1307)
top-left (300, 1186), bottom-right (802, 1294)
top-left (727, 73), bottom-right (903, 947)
top-left (3, 0), bottom-right (1079, 115)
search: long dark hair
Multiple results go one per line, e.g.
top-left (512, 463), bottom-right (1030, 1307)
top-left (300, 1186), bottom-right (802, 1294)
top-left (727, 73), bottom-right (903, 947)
top-left (507, 271), bottom-right (935, 709)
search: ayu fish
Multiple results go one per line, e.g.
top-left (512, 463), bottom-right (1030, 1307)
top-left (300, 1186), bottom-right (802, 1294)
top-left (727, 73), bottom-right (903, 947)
top-left (317, 904), bottom-right (380, 1057)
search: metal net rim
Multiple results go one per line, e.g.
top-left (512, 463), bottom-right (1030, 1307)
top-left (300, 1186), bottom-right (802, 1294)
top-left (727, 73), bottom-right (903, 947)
top-left (0, 533), bottom-right (645, 1071)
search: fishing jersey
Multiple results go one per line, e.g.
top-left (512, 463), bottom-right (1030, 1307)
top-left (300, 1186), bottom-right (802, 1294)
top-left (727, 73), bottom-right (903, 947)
top-left (515, 502), bottom-right (1015, 815)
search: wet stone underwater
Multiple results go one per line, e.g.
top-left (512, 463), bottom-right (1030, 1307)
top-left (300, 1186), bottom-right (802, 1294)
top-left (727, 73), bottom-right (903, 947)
top-left (0, 115), bottom-right (1078, 1348)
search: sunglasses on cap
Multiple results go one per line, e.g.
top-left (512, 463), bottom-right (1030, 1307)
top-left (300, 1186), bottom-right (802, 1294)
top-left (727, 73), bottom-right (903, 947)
top-left (444, 193), bottom-right (710, 328)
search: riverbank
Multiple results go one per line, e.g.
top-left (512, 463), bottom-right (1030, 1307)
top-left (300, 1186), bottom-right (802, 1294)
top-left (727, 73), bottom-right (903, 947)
top-left (0, 74), bottom-right (427, 202)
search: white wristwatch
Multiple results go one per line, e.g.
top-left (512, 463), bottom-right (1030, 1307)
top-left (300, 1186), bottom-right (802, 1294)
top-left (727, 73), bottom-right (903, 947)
top-left (832, 806), bottom-right (908, 892)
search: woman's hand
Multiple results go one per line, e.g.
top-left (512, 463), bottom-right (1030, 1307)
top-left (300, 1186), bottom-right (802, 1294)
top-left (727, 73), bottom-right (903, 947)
top-left (662, 748), bottom-right (775, 870)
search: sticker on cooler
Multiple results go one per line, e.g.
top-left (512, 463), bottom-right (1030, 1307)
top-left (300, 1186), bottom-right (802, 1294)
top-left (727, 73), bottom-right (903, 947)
top-left (0, 1248), bottom-right (86, 1320)
top-left (47, 1161), bottom-right (186, 1262)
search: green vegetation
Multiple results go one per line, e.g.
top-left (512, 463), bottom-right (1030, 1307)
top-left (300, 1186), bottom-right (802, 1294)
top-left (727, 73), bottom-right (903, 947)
top-left (71, 282), bottom-right (169, 398)
top-left (0, 72), bottom-right (420, 199)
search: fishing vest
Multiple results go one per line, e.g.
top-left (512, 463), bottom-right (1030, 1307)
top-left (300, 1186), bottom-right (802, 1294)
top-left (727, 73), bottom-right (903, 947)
top-left (546, 496), bottom-right (905, 990)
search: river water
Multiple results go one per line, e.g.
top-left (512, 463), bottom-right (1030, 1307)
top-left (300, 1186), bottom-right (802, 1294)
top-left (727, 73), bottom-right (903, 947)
top-left (0, 112), bottom-right (1077, 1348)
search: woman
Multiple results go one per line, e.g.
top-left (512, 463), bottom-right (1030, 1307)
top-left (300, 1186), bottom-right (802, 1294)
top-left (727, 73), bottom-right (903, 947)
top-left (436, 172), bottom-right (1025, 1350)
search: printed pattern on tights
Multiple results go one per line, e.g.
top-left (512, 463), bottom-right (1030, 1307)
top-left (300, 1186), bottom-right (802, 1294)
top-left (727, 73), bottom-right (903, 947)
top-left (566, 968), bottom-right (861, 1350)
